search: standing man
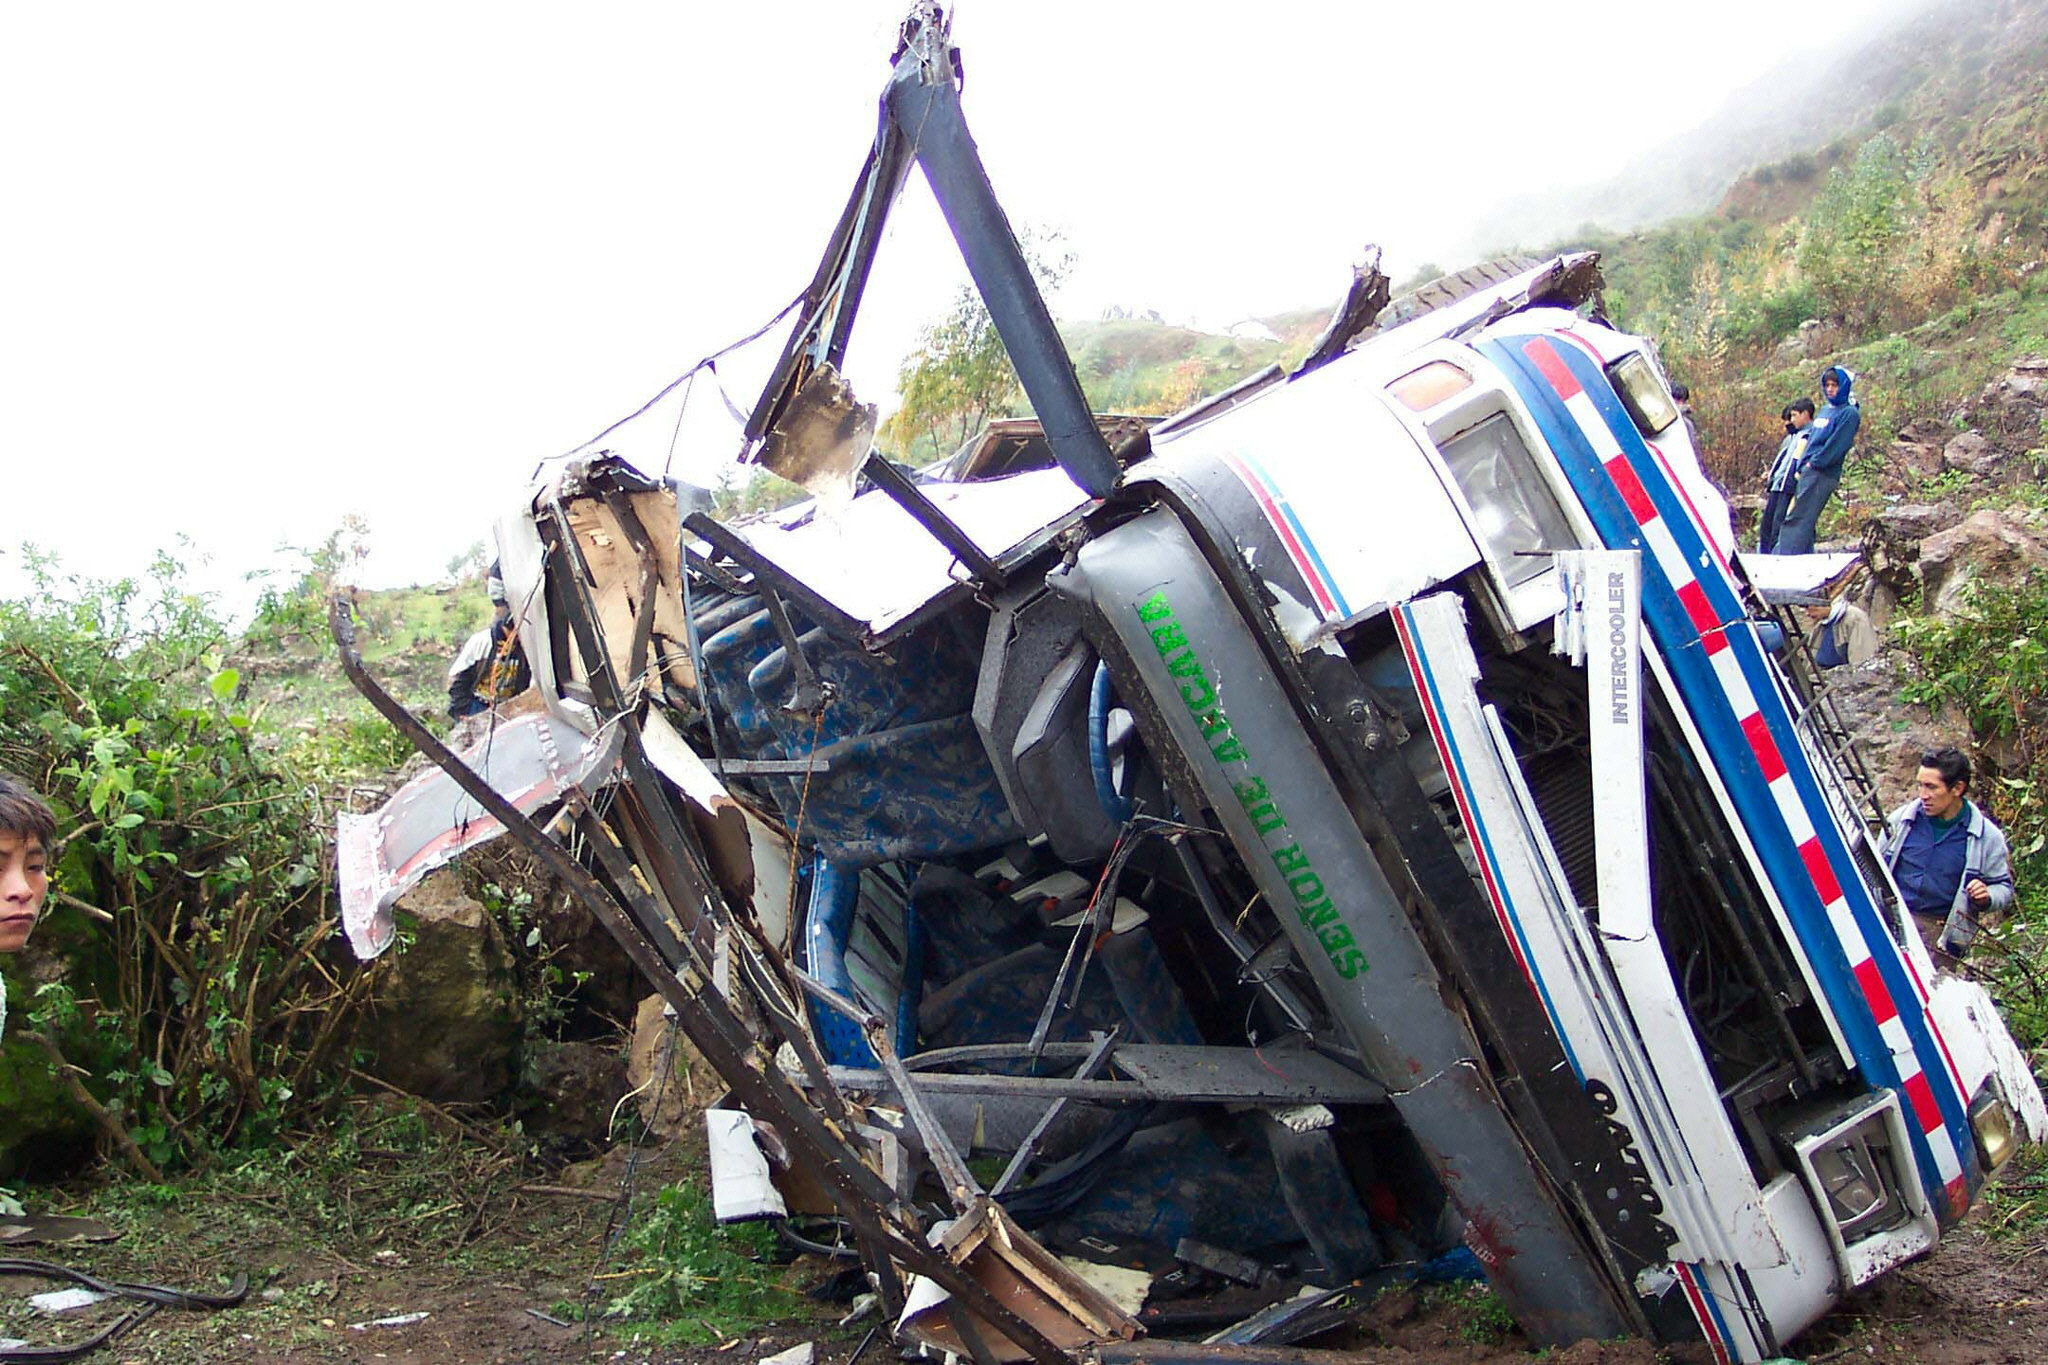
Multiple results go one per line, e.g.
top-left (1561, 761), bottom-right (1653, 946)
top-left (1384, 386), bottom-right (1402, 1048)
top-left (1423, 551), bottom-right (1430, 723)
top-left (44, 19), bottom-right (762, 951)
top-left (447, 570), bottom-right (532, 719)
top-left (1775, 366), bottom-right (1860, 554)
top-left (1759, 398), bottom-right (1814, 553)
top-left (1671, 382), bottom-right (1700, 452)
top-left (0, 775), bottom-right (56, 1037)
top-left (1881, 748), bottom-right (2014, 962)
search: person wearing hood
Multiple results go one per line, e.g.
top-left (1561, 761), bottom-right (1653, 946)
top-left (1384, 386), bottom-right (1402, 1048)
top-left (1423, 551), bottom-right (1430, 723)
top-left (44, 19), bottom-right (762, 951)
top-left (1774, 366), bottom-right (1860, 554)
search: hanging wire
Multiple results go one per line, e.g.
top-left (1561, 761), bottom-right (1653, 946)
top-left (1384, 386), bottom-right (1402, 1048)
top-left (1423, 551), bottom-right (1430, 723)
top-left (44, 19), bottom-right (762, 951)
top-left (660, 367), bottom-right (700, 484)
top-left (580, 1012), bottom-right (684, 1358)
top-left (559, 293), bottom-right (804, 466)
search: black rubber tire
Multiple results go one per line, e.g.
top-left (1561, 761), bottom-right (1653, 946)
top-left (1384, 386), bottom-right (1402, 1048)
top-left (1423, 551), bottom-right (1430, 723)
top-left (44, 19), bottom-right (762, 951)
top-left (1375, 255), bottom-right (1546, 332)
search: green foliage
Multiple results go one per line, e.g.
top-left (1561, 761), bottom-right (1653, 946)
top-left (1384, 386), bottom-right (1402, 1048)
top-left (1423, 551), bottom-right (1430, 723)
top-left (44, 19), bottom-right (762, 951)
top-left (1892, 573), bottom-right (2048, 1052)
top-left (0, 548), bottom-right (382, 1170)
top-left (709, 468), bottom-right (808, 521)
top-left (243, 517), bottom-right (370, 656)
top-left (590, 1183), bottom-right (794, 1342)
top-left (478, 877), bottom-right (591, 1036)
top-left (1798, 133), bottom-right (1918, 324)
top-left (1977, 1143), bottom-right (2048, 1244)
top-left (239, 520), bottom-right (490, 732)
top-left (880, 232), bottom-right (1073, 463)
top-left (1458, 1287), bottom-right (1520, 1345)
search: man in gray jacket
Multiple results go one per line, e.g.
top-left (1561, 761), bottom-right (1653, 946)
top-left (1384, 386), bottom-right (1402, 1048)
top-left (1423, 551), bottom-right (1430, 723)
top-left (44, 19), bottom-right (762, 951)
top-left (1881, 748), bottom-right (2014, 961)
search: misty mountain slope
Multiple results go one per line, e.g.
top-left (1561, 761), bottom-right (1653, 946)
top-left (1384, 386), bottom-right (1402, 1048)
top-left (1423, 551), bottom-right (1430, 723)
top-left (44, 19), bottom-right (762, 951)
top-left (1471, 0), bottom-right (2047, 255)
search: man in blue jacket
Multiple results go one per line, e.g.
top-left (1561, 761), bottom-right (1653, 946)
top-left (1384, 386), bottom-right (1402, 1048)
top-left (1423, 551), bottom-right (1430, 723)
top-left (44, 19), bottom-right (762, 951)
top-left (1881, 747), bottom-right (2014, 962)
top-left (1775, 366), bottom-right (1860, 554)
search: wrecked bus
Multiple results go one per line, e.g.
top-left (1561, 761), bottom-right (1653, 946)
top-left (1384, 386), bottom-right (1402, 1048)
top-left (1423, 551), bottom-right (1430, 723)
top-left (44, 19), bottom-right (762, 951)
top-left (335, 7), bottom-right (2044, 1363)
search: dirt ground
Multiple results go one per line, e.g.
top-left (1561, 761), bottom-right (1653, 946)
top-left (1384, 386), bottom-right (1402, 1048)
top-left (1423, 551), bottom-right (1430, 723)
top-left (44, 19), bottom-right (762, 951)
top-left (3, 1141), bottom-right (2045, 1365)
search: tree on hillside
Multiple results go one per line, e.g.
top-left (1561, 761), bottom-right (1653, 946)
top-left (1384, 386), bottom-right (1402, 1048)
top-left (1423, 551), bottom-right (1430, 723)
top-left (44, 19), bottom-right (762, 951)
top-left (710, 467), bottom-right (807, 521)
top-left (879, 231), bottom-right (1073, 463)
top-left (1797, 133), bottom-right (1917, 327)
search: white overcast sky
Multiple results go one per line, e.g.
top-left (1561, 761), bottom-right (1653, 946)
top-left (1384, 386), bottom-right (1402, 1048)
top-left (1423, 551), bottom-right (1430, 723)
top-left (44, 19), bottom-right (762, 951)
top-left (1, 1), bottom-right (1902, 610)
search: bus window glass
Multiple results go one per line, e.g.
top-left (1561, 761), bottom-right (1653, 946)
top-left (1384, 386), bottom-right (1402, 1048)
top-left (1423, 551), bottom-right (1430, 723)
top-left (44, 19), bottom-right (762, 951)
top-left (1438, 414), bottom-right (1576, 588)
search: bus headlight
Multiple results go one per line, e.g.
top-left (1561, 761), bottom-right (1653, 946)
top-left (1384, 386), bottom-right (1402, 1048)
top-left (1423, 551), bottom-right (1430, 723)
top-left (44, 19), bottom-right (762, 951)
top-left (1785, 1093), bottom-right (1937, 1286)
top-left (1607, 353), bottom-right (1679, 436)
top-left (1971, 1086), bottom-right (2018, 1172)
top-left (1807, 1119), bottom-right (1904, 1242)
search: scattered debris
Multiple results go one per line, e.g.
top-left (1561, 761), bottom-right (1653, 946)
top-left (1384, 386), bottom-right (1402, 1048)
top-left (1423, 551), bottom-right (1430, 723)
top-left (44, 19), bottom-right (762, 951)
top-left (0, 1216), bottom-right (117, 1247)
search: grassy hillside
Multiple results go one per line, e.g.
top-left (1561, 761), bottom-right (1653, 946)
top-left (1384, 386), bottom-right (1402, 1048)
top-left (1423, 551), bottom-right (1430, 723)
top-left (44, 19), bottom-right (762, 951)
top-left (1554, 0), bottom-right (2048, 512)
top-left (1467, 0), bottom-right (2034, 257)
top-left (235, 572), bottom-right (492, 745)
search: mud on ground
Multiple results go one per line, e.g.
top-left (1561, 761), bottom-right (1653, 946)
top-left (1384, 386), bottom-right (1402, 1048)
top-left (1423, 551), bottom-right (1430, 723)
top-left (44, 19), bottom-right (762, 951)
top-left (2, 1141), bottom-right (2043, 1364)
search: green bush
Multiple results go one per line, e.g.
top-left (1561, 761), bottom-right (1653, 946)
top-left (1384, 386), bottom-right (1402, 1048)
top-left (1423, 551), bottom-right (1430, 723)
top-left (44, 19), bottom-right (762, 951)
top-left (0, 549), bottom-right (381, 1170)
top-left (1893, 574), bottom-right (2048, 1052)
top-left (587, 1183), bottom-right (796, 1343)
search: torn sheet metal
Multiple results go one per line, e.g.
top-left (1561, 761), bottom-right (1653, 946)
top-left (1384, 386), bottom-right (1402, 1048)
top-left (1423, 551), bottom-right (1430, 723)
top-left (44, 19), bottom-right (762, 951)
top-left (337, 711), bottom-right (621, 958)
top-left (897, 1201), bottom-right (1143, 1363)
top-left (757, 363), bottom-right (877, 508)
top-left (706, 1108), bottom-right (790, 1223)
top-left (726, 466), bottom-right (1092, 635)
top-left (640, 709), bottom-right (755, 906)
top-left (1738, 550), bottom-right (1861, 603)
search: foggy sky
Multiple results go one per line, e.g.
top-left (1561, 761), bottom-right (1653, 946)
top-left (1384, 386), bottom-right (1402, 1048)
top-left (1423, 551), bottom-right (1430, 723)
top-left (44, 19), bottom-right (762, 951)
top-left (0, 0), bottom-right (1935, 608)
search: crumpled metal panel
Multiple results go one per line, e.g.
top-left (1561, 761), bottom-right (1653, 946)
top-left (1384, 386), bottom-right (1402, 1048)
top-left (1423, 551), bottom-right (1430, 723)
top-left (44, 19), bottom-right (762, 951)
top-left (337, 711), bottom-right (620, 958)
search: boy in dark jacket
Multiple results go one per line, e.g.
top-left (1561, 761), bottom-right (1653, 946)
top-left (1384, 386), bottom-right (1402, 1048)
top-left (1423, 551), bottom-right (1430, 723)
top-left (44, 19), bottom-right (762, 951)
top-left (1759, 398), bottom-right (1814, 553)
top-left (1775, 367), bottom-right (1860, 554)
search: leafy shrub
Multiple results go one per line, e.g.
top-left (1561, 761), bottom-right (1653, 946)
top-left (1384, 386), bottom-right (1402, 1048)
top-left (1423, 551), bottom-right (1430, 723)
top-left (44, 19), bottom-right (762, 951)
top-left (1798, 135), bottom-right (1916, 327)
top-left (0, 549), bottom-right (381, 1169)
top-left (593, 1183), bottom-right (795, 1342)
top-left (1728, 282), bottom-right (1822, 346)
top-left (1892, 574), bottom-right (2048, 1051)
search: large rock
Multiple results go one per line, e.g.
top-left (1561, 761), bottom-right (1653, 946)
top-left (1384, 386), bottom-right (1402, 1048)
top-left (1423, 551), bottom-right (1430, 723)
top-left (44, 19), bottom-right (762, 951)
top-left (0, 997), bottom-right (95, 1180)
top-left (624, 993), bottom-right (706, 1139)
top-left (1940, 430), bottom-right (2007, 481)
top-left (1873, 503), bottom-right (1959, 544)
top-left (1822, 656), bottom-right (1968, 809)
top-left (1917, 508), bottom-right (2048, 618)
top-left (1862, 504), bottom-right (1958, 609)
top-left (0, 922), bottom-right (119, 1178)
top-left (356, 868), bottom-right (519, 1105)
top-left (1891, 435), bottom-right (1947, 480)
top-left (1963, 355), bottom-right (2048, 450)
top-left (468, 843), bottom-right (646, 1026)
top-left (517, 1039), bottom-right (631, 1145)
top-left (1774, 318), bottom-right (1828, 361)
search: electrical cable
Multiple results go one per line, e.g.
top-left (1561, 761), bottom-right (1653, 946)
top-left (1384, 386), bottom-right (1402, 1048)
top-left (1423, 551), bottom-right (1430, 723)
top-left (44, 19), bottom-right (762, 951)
top-left (559, 294), bottom-right (805, 465)
top-left (0, 1261), bottom-right (248, 1363)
